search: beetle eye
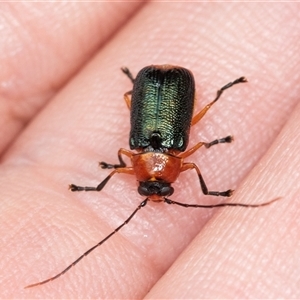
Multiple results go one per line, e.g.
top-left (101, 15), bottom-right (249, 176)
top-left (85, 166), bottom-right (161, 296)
top-left (138, 186), bottom-right (151, 196)
top-left (159, 186), bottom-right (174, 196)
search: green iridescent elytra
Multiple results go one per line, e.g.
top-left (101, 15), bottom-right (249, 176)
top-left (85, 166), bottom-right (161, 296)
top-left (129, 65), bottom-right (195, 152)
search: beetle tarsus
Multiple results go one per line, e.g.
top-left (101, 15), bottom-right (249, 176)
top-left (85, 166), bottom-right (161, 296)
top-left (69, 184), bottom-right (83, 191)
top-left (214, 76), bottom-right (247, 103)
top-left (205, 135), bottom-right (233, 148)
top-left (100, 152), bottom-right (127, 170)
top-left (100, 162), bottom-right (115, 169)
top-left (121, 66), bottom-right (135, 84)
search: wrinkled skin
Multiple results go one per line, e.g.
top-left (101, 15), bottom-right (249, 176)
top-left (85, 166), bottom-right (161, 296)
top-left (0, 3), bottom-right (300, 299)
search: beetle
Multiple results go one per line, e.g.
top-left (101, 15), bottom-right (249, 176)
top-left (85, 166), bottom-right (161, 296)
top-left (25, 65), bottom-right (279, 288)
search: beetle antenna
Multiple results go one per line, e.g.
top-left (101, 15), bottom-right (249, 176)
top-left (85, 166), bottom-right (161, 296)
top-left (24, 199), bottom-right (148, 289)
top-left (164, 197), bottom-right (281, 208)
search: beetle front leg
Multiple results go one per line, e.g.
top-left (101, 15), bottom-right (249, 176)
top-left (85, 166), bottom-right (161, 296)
top-left (181, 162), bottom-right (233, 197)
top-left (70, 167), bottom-right (135, 192)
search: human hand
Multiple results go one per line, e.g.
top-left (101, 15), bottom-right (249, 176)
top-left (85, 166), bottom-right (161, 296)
top-left (1, 3), bottom-right (299, 298)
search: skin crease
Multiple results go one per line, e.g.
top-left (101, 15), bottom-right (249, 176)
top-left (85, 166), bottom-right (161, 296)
top-left (0, 2), bottom-right (143, 154)
top-left (0, 2), bottom-right (300, 299)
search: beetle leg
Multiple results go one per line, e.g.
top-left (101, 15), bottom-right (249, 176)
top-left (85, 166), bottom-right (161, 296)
top-left (124, 91), bottom-right (132, 109)
top-left (179, 142), bottom-right (206, 158)
top-left (179, 136), bottom-right (233, 159)
top-left (69, 167), bottom-right (135, 192)
top-left (70, 149), bottom-right (135, 192)
top-left (121, 66), bottom-right (135, 83)
top-left (100, 148), bottom-right (133, 169)
top-left (204, 135), bottom-right (233, 148)
top-left (181, 162), bottom-right (233, 197)
top-left (191, 77), bottom-right (247, 126)
top-left (121, 67), bottom-right (135, 109)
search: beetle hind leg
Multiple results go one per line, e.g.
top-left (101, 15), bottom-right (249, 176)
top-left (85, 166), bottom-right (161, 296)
top-left (121, 67), bottom-right (135, 83)
top-left (121, 67), bottom-right (135, 109)
top-left (192, 77), bottom-right (247, 126)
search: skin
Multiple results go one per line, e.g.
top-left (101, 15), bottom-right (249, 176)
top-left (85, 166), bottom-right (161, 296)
top-left (0, 2), bottom-right (300, 299)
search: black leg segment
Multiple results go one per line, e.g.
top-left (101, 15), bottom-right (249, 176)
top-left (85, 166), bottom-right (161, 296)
top-left (214, 77), bottom-right (247, 103)
top-left (70, 171), bottom-right (117, 192)
top-left (182, 162), bottom-right (233, 197)
top-left (100, 152), bottom-right (127, 169)
top-left (121, 67), bottom-right (135, 84)
top-left (204, 135), bottom-right (233, 149)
